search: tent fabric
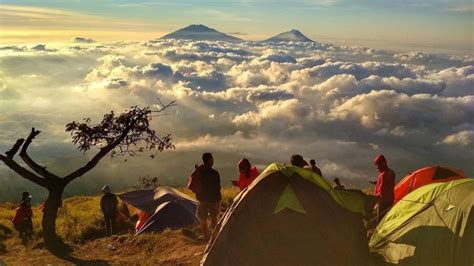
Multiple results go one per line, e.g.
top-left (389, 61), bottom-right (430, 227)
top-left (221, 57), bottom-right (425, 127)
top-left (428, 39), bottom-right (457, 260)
top-left (119, 187), bottom-right (198, 234)
top-left (259, 163), bottom-right (374, 215)
top-left (201, 163), bottom-right (375, 266)
top-left (135, 211), bottom-right (150, 231)
top-left (136, 201), bottom-right (196, 235)
top-left (369, 179), bottom-right (474, 266)
top-left (394, 166), bottom-right (464, 204)
top-left (119, 186), bottom-right (196, 214)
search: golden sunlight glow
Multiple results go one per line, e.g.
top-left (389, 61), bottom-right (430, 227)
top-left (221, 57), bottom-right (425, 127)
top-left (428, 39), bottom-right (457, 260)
top-left (0, 4), bottom-right (167, 44)
top-left (0, 29), bottom-right (164, 44)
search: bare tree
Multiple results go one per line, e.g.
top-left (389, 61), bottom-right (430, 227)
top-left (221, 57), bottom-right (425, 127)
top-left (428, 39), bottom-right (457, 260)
top-left (0, 102), bottom-right (175, 247)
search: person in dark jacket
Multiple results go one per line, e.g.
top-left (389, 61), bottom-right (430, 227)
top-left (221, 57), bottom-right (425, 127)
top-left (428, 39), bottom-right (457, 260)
top-left (371, 155), bottom-right (395, 224)
top-left (188, 153), bottom-right (221, 239)
top-left (309, 159), bottom-right (323, 177)
top-left (100, 185), bottom-right (119, 236)
top-left (290, 154), bottom-right (308, 168)
top-left (334, 178), bottom-right (345, 190)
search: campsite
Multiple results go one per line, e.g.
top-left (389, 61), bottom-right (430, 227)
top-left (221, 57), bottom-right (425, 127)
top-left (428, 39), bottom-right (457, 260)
top-left (0, 188), bottom-right (239, 265)
top-left (1, 162), bottom-right (473, 265)
top-left (1, 1), bottom-right (473, 265)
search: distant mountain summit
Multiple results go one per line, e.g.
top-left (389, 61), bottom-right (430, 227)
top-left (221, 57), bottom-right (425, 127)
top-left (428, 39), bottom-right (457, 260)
top-left (264, 29), bottom-right (314, 43)
top-left (161, 24), bottom-right (242, 42)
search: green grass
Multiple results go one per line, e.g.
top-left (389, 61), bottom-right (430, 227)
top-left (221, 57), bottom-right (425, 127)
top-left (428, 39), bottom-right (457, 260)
top-left (0, 196), bottom-right (104, 244)
top-left (220, 186), bottom-right (240, 207)
top-left (56, 196), bottom-right (104, 243)
top-left (0, 187), bottom-right (239, 244)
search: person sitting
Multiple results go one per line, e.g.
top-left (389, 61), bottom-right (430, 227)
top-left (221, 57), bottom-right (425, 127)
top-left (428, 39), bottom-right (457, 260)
top-left (232, 158), bottom-right (260, 191)
top-left (309, 159), bottom-right (323, 177)
top-left (100, 185), bottom-right (119, 236)
top-left (333, 178), bottom-right (345, 190)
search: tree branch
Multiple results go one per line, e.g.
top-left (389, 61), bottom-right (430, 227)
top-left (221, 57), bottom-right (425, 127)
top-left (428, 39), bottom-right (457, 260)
top-left (19, 128), bottom-right (59, 180)
top-left (155, 99), bottom-right (176, 112)
top-left (62, 124), bottom-right (133, 185)
top-left (5, 139), bottom-right (25, 159)
top-left (0, 154), bottom-right (47, 187)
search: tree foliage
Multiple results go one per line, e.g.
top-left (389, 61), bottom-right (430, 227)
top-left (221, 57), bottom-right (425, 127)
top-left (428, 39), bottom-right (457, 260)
top-left (133, 175), bottom-right (160, 190)
top-left (65, 105), bottom-right (174, 157)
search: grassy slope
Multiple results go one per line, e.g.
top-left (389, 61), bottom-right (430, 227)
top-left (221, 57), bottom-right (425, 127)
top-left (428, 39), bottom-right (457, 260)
top-left (0, 187), bottom-right (239, 265)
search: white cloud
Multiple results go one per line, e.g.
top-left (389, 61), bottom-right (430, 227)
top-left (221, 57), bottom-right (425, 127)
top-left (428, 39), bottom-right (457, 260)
top-left (439, 130), bottom-right (474, 146)
top-left (330, 90), bottom-right (474, 129)
top-left (1, 36), bottom-right (473, 199)
top-left (232, 99), bottom-right (311, 127)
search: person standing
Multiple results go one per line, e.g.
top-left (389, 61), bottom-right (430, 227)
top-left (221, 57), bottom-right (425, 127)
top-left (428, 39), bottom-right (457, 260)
top-left (309, 159), bottom-right (323, 177)
top-left (11, 191), bottom-right (33, 244)
top-left (232, 158), bottom-right (260, 191)
top-left (188, 153), bottom-right (221, 239)
top-left (100, 185), bottom-right (118, 236)
top-left (371, 155), bottom-right (395, 224)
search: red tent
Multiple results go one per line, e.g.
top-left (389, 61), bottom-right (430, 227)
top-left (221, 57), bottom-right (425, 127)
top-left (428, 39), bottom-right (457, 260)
top-left (394, 166), bottom-right (464, 203)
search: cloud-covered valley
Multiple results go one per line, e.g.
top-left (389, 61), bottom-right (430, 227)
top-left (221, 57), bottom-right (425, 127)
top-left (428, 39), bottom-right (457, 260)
top-left (0, 38), bottom-right (473, 201)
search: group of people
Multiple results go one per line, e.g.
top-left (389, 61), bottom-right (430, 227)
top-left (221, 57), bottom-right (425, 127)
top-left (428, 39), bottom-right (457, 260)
top-left (187, 152), bottom-right (396, 239)
top-left (187, 153), bottom-right (327, 239)
top-left (11, 153), bottom-right (395, 241)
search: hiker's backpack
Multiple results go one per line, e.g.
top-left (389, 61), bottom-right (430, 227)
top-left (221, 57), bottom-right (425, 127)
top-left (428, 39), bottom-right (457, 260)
top-left (11, 207), bottom-right (26, 226)
top-left (188, 165), bottom-right (205, 194)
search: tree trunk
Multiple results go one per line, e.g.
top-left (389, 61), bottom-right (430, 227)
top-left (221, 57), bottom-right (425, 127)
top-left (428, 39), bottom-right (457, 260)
top-left (42, 186), bottom-right (64, 248)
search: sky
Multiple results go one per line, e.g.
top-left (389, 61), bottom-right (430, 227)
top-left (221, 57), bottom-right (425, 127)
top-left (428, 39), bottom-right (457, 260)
top-left (0, 1), bottom-right (473, 202)
top-left (0, 0), bottom-right (473, 53)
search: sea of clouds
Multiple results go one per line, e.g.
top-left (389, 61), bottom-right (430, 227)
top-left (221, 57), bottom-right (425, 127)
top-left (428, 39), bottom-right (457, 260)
top-left (0, 38), bottom-right (473, 201)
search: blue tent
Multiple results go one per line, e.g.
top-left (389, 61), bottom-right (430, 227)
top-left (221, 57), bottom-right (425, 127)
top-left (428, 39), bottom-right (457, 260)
top-left (119, 187), bottom-right (197, 234)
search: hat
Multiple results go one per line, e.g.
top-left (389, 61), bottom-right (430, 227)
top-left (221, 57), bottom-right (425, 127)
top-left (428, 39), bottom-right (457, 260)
top-left (22, 191), bottom-right (32, 199)
top-left (374, 155), bottom-right (386, 165)
top-left (101, 185), bottom-right (111, 194)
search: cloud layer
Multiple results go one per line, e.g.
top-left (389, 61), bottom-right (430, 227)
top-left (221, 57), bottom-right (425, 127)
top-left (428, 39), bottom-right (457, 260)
top-left (0, 38), bottom-right (473, 201)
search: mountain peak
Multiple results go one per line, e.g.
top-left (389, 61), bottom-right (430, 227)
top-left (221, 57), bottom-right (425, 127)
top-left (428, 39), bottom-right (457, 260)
top-left (264, 29), bottom-right (314, 43)
top-left (182, 24), bottom-right (213, 32)
top-left (161, 24), bottom-right (242, 42)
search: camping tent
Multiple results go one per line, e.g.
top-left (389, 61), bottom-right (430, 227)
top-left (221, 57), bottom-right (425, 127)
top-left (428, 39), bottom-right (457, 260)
top-left (394, 166), bottom-right (464, 204)
top-left (119, 187), bottom-right (197, 234)
top-left (370, 179), bottom-right (474, 266)
top-left (201, 163), bottom-right (375, 266)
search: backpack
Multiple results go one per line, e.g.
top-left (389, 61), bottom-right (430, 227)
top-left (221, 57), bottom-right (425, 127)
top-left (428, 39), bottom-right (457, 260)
top-left (188, 165), bottom-right (205, 194)
top-left (12, 206), bottom-right (29, 226)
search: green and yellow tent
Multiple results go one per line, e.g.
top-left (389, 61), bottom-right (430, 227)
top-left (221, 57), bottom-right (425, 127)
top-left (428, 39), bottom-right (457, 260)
top-left (201, 163), bottom-right (375, 266)
top-left (370, 179), bottom-right (474, 266)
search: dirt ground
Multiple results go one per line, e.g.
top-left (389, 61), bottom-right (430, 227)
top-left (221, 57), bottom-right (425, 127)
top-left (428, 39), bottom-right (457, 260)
top-left (0, 230), bottom-right (207, 266)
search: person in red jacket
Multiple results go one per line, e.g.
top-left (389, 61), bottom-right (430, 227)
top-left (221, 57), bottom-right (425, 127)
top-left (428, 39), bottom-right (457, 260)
top-left (232, 158), bottom-right (260, 191)
top-left (12, 192), bottom-right (34, 244)
top-left (371, 155), bottom-right (396, 224)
